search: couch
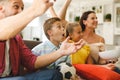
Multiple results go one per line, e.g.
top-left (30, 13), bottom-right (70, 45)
top-left (23, 40), bottom-right (42, 49)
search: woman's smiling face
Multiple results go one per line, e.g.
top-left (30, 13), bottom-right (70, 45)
top-left (84, 13), bottom-right (98, 29)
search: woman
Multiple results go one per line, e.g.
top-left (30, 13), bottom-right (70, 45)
top-left (80, 11), bottom-right (105, 44)
top-left (80, 11), bottom-right (118, 65)
top-left (79, 11), bottom-right (117, 71)
top-left (80, 11), bottom-right (107, 64)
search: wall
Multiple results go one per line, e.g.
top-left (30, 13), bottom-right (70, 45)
top-left (22, 17), bottom-right (42, 41)
top-left (22, 0), bottom-right (119, 46)
top-left (22, 0), bottom-right (43, 41)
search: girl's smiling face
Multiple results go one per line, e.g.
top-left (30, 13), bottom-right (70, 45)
top-left (70, 25), bottom-right (83, 42)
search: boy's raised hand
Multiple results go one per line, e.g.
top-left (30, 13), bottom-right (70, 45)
top-left (60, 37), bottom-right (85, 56)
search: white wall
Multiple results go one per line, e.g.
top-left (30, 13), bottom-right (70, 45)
top-left (22, 0), bottom-right (118, 45)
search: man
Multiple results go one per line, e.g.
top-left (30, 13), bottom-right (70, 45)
top-left (0, 0), bottom-right (85, 80)
top-left (0, 0), bottom-right (53, 40)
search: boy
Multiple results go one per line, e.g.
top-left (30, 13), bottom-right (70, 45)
top-left (32, 17), bottom-right (70, 68)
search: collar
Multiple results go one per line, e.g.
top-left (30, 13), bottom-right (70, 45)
top-left (45, 40), bottom-right (60, 50)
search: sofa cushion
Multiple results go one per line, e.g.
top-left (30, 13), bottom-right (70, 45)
top-left (73, 64), bottom-right (120, 80)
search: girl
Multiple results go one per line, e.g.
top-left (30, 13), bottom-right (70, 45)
top-left (66, 22), bottom-right (91, 64)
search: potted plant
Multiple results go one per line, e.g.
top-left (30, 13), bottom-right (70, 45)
top-left (74, 16), bottom-right (80, 22)
top-left (105, 13), bottom-right (111, 22)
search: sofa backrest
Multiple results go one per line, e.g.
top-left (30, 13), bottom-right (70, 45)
top-left (23, 40), bottom-right (42, 49)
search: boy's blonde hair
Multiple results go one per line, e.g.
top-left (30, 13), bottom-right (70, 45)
top-left (43, 17), bottom-right (61, 39)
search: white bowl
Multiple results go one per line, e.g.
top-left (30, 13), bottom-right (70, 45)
top-left (99, 49), bottom-right (120, 59)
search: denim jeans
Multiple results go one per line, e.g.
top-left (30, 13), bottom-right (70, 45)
top-left (114, 67), bottom-right (120, 74)
top-left (0, 77), bottom-right (25, 80)
top-left (0, 69), bottom-right (62, 80)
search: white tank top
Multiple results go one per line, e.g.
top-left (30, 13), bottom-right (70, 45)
top-left (1, 40), bottom-right (11, 77)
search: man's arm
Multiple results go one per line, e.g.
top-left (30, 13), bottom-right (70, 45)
top-left (34, 37), bottom-right (85, 69)
top-left (0, 0), bottom-right (53, 40)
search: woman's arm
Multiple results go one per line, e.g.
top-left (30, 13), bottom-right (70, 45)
top-left (58, 0), bottom-right (71, 20)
